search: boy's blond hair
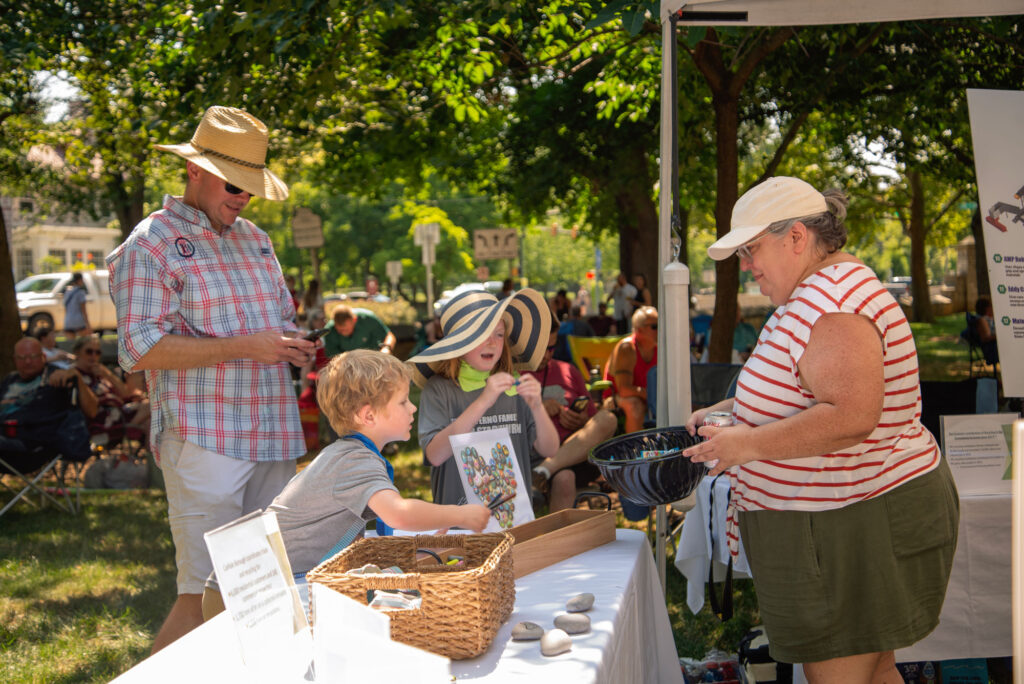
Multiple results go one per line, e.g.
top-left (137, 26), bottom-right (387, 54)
top-left (317, 349), bottom-right (411, 435)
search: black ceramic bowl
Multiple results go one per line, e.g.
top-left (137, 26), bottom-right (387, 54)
top-left (588, 426), bottom-right (705, 506)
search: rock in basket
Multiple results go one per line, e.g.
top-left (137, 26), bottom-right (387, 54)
top-left (306, 532), bottom-right (515, 660)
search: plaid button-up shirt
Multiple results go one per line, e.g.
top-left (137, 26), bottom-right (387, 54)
top-left (106, 195), bottom-right (304, 462)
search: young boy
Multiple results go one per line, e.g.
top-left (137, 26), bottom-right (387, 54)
top-left (203, 349), bottom-right (489, 617)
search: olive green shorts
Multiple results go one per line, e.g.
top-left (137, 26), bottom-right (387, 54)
top-left (738, 458), bottom-right (959, 664)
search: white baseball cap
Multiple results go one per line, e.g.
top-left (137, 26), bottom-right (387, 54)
top-left (707, 177), bottom-right (827, 261)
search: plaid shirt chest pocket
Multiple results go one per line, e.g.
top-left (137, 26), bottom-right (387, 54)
top-left (171, 238), bottom-right (285, 337)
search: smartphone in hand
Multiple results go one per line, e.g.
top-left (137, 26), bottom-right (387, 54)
top-left (303, 327), bottom-right (329, 342)
top-left (570, 396), bottom-right (590, 413)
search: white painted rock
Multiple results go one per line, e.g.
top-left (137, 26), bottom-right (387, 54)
top-left (511, 621), bottom-right (544, 641)
top-left (540, 629), bottom-right (572, 656)
top-left (554, 612), bottom-right (591, 635)
top-left (566, 592), bottom-right (594, 612)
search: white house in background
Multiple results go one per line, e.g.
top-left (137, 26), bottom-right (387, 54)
top-left (3, 194), bottom-right (120, 281)
top-left (3, 144), bottom-right (120, 281)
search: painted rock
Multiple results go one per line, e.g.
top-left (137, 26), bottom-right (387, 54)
top-left (540, 629), bottom-right (572, 657)
top-left (554, 612), bottom-right (591, 635)
top-left (511, 621), bottom-right (544, 641)
top-left (566, 592), bottom-right (594, 612)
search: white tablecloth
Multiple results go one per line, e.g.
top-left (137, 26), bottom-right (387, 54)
top-left (674, 475), bottom-right (751, 614)
top-left (113, 528), bottom-right (683, 683)
top-left (675, 476), bottom-right (1012, 662)
top-left (895, 493), bottom-right (1013, 662)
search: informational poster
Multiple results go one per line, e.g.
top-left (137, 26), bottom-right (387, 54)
top-left (448, 427), bottom-right (534, 532)
top-left (967, 89), bottom-right (1024, 397)
top-left (204, 510), bottom-right (309, 675)
top-left (941, 413), bottom-right (1018, 495)
top-left (309, 584), bottom-right (449, 681)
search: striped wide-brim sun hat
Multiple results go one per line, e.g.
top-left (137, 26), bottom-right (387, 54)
top-left (407, 287), bottom-right (552, 388)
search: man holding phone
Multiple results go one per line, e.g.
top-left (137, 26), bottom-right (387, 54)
top-left (107, 106), bottom-right (312, 654)
top-left (522, 330), bottom-right (617, 512)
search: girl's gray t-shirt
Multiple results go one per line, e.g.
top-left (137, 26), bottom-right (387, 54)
top-left (417, 375), bottom-right (537, 506)
top-left (268, 437), bottom-right (398, 574)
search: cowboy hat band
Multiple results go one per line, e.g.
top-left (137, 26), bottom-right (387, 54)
top-left (154, 106), bottom-right (289, 201)
top-left (407, 287), bottom-right (552, 388)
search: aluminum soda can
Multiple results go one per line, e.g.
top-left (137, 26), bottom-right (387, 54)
top-left (700, 411), bottom-right (735, 468)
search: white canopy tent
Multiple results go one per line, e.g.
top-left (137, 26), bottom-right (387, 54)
top-left (650, 5), bottom-right (1022, 647)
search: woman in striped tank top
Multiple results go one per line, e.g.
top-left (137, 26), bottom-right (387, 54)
top-left (682, 177), bottom-right (959, 683)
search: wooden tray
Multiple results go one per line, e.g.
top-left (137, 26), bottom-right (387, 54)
top-left (508, 509), bottom-right (616, 578)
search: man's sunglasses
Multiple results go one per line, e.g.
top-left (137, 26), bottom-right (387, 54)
top-left (83, 348), bottom-right (102, 356)
top-left (225, 182), bottom-right (246, 195)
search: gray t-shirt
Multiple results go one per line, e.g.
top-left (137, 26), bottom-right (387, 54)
top-left (418, 376), bottom-right (538, 506)
top-left (268, 437), bottom-right (398, 574)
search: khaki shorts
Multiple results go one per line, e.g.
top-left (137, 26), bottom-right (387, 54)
top-left (160, 436), bottom-right (295, 594)
top-left (738, 458), bottom-right (959, 664)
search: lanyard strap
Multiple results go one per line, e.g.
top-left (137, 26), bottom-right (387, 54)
top-left (344, 432), bottom-right (394, 537)
top-left (707, 473), bottom-right (733, 621)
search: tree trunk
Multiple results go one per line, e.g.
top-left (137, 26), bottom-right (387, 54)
top-left (970, 207), bottom-right (989, 299)
top-left (907, 170), bottom-right (934, 323)
top-left (610, 144), bottom-right (660, 308)
top-left (111, 172), bottom-right (146, 240)
top-left (708, 89), bottom-right (740, 364)
top-left (0, 205), bottom-right (20, 376)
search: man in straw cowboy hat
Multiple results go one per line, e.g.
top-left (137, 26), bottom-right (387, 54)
top-left (106, 106), bottom-right (315, 652)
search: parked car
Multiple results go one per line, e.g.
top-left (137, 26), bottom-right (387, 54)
top-left (16, 270), bottom-right (117, 335)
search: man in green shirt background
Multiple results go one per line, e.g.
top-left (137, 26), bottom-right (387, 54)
top-left (324, 305), bottom-right (396, 358)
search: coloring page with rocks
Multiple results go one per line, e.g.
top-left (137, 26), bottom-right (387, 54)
top-left (448, 427), bottom-right (534, 533)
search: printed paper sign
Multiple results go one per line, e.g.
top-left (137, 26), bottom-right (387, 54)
top-left (204, 510), bottom-right (308, 670)
top-left (448, 427), bottom-right (534, 532)
top-left (941, 413), bottom-right (1018, 495)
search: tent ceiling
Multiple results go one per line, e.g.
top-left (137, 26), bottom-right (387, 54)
top-left (662, 0), bottom-right (1023, 25)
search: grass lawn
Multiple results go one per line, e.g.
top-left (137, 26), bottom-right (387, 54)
top-left (0, 314), bottom-right (985, 682)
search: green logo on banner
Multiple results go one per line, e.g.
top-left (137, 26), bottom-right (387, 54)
top-left (993, 254), bottom-right (1002, 263)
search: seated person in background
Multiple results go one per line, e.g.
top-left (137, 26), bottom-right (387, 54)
top-left (71, 336), bottom-right (151, 439)
top-left (0, 338), bottom-right (92, 470)
top-left (324, 305), bottom-right (396, 357)
top-left (974, 296), bottom-right (999, 363)
top-left (732, 310), bottom-right (759, 363)
top-left (587, 301), bottom-right (617, 337)
top-left (553, 304), bottom-right (595, 363)
top-left (603, 306), bottom-right (658, 434)
top-left (525, 332), bottom-right (617, 512)
top-left (30, 324), bottom-right (74, 367)
top-left (202, 350), bottom-right (490, 617)
top-left (549, 288), bottom-right (571, 322)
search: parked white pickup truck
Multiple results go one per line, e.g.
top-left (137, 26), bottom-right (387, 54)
top-left (16, 270), bottom-right (118, 335)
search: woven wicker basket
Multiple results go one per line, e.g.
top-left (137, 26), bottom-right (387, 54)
top-left (306, 532), bottom-right (515, 660)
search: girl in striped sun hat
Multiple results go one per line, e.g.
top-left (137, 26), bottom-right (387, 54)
top-left (409, 288), bottom-right (560, 508)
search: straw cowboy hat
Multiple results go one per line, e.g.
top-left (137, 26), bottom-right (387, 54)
top-left (155, 106), bottom-right (289, 201)
top-left (407, 288), bottom-right (553, 388)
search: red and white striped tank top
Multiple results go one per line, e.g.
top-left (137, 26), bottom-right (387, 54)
top-left (725, 261), bottom-right (939, 555)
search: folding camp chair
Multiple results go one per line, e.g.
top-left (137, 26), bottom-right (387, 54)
top-left (960, 312), bottom-right (998, 378)
top-left (0, 442), bottom-right (87, 516)
top-left (565, 334), bottom-right (624, 398)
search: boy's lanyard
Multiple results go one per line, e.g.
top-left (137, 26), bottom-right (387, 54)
top-left (344, 432), bottom-right (395, 537)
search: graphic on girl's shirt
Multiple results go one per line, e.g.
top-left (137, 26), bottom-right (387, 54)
top-left (449, 427), bottom-right (534, 532)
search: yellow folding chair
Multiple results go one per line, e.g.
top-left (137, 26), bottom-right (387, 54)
top-left (565, 334), bottom-right (625, 395)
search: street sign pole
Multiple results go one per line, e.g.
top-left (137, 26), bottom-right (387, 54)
top-left (414, 222), bottom-right (440, 316)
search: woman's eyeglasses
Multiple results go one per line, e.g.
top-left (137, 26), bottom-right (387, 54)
top-left (225, 182), bottom-right (246, 195)
top-left (736, 224), bottom-right (791, 261)
top-left (83, 348), bottom-right (102, 356)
